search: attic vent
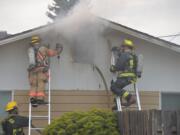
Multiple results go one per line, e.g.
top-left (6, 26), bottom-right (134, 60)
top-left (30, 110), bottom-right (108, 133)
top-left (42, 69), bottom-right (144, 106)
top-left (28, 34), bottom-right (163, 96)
top-left (0, 31), bottom-right (9, 40)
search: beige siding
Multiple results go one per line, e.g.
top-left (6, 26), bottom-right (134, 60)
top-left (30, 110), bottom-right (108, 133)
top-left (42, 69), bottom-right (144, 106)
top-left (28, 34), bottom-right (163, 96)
top-left (14, 90), bottom-right (159, 135)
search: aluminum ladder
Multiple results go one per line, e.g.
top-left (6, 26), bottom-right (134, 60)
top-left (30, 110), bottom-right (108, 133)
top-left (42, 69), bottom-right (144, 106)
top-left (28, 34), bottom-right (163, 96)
top-left (116, 83), bottom-right (141, 112)
top-left (28, 69), bottom-right (51, 135)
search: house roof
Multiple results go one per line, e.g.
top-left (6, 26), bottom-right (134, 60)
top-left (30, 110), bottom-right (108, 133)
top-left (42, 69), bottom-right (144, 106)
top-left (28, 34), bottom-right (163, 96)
top-left (0, 24), bottom-right (52, 46)
top-left (1, 18), bottom-right (180, 53)
top-left (107, 19), bottom-right (180, 52)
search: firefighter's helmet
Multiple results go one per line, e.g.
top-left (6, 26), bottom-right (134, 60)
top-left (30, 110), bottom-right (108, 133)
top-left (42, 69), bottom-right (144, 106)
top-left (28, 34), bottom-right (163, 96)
top-left (122, 39), bottom-right (135, 49)
top-left (5, 101), bottom-right (17, 112)
top-left (31, 35), bottom-right (40, 44)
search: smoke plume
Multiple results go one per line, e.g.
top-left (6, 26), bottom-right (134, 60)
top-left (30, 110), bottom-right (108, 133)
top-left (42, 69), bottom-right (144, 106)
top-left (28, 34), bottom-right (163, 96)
top-left (52, 0), bottom-right (109, 65)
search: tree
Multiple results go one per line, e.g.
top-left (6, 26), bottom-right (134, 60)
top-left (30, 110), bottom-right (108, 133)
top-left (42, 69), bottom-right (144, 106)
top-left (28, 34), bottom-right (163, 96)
top-left (47, 0), bottom-right (79, 21)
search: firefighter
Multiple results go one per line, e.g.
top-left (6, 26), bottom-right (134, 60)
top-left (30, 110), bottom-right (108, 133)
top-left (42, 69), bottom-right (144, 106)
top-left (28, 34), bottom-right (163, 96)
top-left (28, 35), bottom-right (63, 105)
top-left (110, 39), bottom-right (137, 108)
top-left (1, 101), bottom-right (29, 135)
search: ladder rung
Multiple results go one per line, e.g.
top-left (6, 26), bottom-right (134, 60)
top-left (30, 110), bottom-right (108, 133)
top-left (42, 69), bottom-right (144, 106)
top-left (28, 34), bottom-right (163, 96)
top-left (31, 115), bottom-right (49, 118)
top-left (30, 103), bottom-right (50, 106)
top-left (122, 106), bottom-right (138, 109)
top-left (31, 128), bottom-right (44, 130)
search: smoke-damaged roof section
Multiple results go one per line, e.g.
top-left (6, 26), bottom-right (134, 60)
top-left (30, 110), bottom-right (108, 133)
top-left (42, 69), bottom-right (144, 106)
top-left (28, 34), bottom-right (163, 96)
top-left (0, 25), bottom-right (49, 41)
top-left (0, 31), bottom-right (11, 40)
top-left (0, 24), bottom-right (56, 46)
top-left (0, 17), bottom-right (180, 53)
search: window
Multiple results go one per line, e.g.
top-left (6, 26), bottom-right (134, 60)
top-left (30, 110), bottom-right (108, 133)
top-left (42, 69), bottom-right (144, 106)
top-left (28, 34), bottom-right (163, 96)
top-left (161, 92), bottom-right (180, 110)
top-left (0, 91), bottom-right (12, 134)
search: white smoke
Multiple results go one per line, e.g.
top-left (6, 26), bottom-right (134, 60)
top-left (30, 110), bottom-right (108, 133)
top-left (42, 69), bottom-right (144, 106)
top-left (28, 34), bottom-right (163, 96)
top-left (52, 0), bottom-right (109, 64)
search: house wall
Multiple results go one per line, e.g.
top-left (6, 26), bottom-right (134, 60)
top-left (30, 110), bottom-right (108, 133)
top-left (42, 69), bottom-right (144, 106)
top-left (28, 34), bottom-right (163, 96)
top-left (137, 40), bottom-right (180, 92)
top-left (14, 90), bottom-right (160, 135)
top-left (0, 29), bottom-right (180, 92)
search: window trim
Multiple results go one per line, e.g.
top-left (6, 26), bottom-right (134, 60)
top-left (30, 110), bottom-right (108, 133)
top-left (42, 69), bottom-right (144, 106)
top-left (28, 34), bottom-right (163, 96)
top-left (159, 92), bottom-right (162, 110)
top-left (0, 90), bottom-right (13, 101)
top-left (161, 91), bottom-right (180, 110)
top-left (11, 90), bottom-right (15, 101)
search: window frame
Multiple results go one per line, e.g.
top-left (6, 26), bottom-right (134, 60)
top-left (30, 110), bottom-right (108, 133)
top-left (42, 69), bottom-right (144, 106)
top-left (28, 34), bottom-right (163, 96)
top-left (161, 91), bottom-right (180, 110)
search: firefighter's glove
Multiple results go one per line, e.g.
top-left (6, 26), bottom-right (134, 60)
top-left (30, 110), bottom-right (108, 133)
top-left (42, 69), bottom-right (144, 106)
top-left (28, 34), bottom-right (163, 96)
top-left (110, 65), bottom-right (116, 73)
top-left (56, 43), bottom-right (63, 54)
top-left (136, 72), bottom-right (142, 78)
top-left (43, 67), bottom-right (49, 73)
top-left (28, 64), bottom-right (35, 71)
top-left (111, 47), bottom-right (119, 52)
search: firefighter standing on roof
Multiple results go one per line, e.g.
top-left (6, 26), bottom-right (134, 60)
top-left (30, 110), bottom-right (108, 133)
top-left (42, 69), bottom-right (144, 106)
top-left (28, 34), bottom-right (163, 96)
top-left (110, 39), bottom-right (141, 108)
top-left (28, 36), bottom-right (63, 105)
top-left (1, 101), bottom-right (29, 135)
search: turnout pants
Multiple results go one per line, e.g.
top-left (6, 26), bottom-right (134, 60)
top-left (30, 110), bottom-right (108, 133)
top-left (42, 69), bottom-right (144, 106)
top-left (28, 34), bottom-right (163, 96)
top-left (111, 77), bottom-right (135, 99)
top-left (29, 70), bottom-right (48, 98)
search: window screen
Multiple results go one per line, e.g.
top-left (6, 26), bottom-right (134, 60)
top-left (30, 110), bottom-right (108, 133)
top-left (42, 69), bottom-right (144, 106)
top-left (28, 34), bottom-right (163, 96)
top-left (161, 93), bottom-right (180, 110)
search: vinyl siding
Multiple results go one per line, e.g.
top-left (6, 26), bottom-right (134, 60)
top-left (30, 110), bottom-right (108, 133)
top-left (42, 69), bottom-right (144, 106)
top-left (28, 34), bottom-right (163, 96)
top-left (14, 90), bottom-right (159, 135)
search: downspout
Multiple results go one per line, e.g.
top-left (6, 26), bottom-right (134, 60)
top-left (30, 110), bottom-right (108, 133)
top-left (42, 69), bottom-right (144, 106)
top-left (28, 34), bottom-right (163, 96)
top-left (93, 64), bottom-right (111, 108)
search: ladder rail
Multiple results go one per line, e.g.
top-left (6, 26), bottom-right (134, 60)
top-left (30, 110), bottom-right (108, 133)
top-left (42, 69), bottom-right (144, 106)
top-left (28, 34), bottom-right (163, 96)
top-left (48, 69), bottom-right (51, 124)
top-left (134, 83), bottom-right (141, 110)
top-left (116, 96), bottom-right (122, 112)
top-left (28, 103), bottom-right (32, 135)
top-left (48, 44), bottom-right (51, 125)
top-left (112, 50), bottom-right (122, 111)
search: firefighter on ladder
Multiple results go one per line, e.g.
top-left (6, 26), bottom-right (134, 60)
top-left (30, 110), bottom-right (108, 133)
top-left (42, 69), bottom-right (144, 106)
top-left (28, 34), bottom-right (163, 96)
top-left (1, 101), bottom-right (29, 135)
top-left (110, 39), bottom-right (140, 110)
top-left (28, 35), bottom-right (63, 106)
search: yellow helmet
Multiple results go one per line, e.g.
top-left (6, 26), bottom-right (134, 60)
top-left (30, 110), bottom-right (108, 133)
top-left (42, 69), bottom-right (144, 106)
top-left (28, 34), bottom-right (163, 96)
top-left (5, 101), bottom-right (17, 112)
top-left (31, 35), bottom-right (40, 44)
top-left (122, 39), bottom-right (134, 49)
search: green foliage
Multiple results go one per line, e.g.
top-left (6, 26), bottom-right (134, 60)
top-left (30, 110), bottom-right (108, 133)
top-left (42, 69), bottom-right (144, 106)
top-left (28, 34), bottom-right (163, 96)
top-left (43, 109), bottom-right (120, 135)
top-left (47, 0), bottom-right (79, 20)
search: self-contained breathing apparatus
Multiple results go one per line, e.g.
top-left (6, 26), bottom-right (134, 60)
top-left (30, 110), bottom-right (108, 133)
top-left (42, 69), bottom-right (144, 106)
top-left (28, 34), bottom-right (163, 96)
top-left (28, 43), bottom-right (63, 72)
top-left (111, 46), bottom-right (143, 78)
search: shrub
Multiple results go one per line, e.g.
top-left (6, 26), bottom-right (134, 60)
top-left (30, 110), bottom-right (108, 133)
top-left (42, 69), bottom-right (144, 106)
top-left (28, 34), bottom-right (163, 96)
top-left (43, 109), bottom-right (119, 135)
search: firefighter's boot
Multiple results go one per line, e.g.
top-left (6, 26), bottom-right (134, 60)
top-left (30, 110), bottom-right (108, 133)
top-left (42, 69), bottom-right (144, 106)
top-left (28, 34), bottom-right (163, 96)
top-left (36, 92), bottom-right (47, 105)
top-left (29, 91), bottom-right (38, 107)
top-left (122, 94), bottom-right (136, 107)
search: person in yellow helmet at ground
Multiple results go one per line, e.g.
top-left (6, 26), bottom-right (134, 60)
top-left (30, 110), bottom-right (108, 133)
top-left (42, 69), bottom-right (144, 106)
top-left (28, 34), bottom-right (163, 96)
top-left (28, 35), bottom-right (63, 106)
top-left (1, 101), bottom-right (29, 135)
top-left (110, 39), bottom-right (138, 109)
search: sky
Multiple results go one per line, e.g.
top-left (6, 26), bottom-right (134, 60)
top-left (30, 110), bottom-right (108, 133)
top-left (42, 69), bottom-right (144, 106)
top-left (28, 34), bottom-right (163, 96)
top-left (0, 0), bottom-right (51, 33)
top-left (91, 0), bottom-right (180, 44)
top-left (0, 0), bottom-right (180, 44)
